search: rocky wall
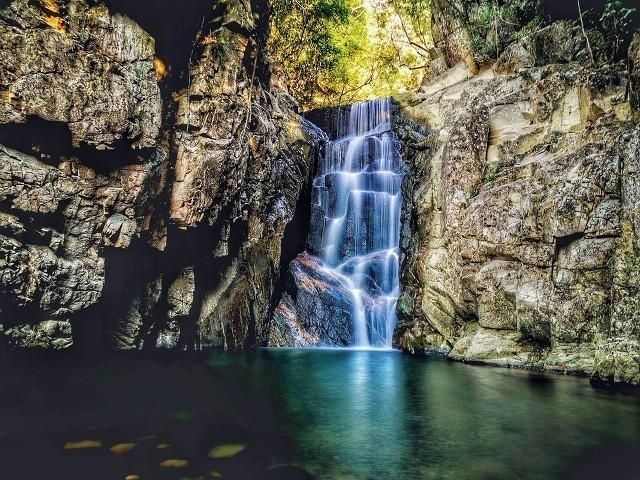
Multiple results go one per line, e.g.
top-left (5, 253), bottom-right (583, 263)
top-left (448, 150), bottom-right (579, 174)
top-left (395, 25), bottom-right (640, 384)
top-left (0, 0), bottom-right (318, 351)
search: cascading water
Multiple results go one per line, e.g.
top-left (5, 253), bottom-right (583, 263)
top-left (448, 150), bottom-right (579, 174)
top-left (312, 98), bottom-right (404, 348)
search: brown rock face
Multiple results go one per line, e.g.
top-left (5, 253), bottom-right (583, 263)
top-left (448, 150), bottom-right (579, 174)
top-left (0, 0), bottom-right (319, 351)
top-left (0, 0), bottom-right (162, 149)
top-left (395, 21), bottom-right (640, 384)
top-left (268, 253), bottom-right (354, 348)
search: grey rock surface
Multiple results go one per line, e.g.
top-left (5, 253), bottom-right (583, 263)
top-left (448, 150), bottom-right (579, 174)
top-left (394, 21), bottom-right (640, 384)
top-left (0, 0), bottom-right (318, 351)
top-left (0, 0), bottom-right (162, 149)
top-left (269, 252), bottom-right (354, 347)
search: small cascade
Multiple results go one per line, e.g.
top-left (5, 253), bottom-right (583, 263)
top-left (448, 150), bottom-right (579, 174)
top-left (311, 98), bottom-right (404, 348)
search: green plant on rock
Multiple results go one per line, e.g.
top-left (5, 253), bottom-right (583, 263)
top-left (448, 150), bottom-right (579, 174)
top-left (600, 0), bottom-right (637, 58)
top-left (467, 1), bottom-right (543, 64)
top-left (483, 156), bottom-right (515, 183)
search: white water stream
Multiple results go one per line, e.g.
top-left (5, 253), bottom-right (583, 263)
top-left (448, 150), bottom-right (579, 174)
top-left (313, 99), bottom-right (404, 348)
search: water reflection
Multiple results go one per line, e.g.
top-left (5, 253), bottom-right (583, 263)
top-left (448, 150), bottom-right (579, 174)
top-left (0, 350), bottom-right (638, 480)
top-left (265, 350), bottom-right (640, 480)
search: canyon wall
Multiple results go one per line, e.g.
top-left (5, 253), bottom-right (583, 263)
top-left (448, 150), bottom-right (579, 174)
top-left (395, 19), bottom-right (640, 384)
top-left (0, 0), bottom-right (318, 350)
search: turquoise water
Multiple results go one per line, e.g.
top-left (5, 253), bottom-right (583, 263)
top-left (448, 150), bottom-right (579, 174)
top-left (1, 349), bottom-right (639, 479)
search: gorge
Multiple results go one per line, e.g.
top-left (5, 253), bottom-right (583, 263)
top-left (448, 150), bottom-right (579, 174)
top-left (0, 0), bottom-right (639, 383)
top-left (1, 0), bottom-right (640, 478)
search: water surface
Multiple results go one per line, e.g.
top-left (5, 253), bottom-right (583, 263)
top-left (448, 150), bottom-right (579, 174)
top-left (1, 349), bottom-right (638, 479)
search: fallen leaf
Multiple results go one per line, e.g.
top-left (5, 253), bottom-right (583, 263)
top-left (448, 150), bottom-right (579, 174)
top-left (210, 471), bottom-right (223, 478)
top-left (156, 443), bottom-right (172, 449)
top-left (110, 443), bottom-right (138, 455)
top-left (208, 444), bottom-right (247, 459)
top-left (159, 459), bottom-right (189, 468)
top-left (125, 475), bottom-right (140, 480)
top-left (64, 440), bottom-right (102, 450)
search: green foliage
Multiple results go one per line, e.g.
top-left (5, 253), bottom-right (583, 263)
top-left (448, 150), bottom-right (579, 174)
top-left (269, 0), bottom-right (432, 108)
top-left (269, 0), bottom-right (350, 107)
top-left (467, 1), bottom-right (542, 64)
top-left (600, 0), bottom-right (637, 57)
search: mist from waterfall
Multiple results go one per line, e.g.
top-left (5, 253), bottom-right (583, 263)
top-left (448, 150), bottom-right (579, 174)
top-left (312, 98), bottom-right (404, 348)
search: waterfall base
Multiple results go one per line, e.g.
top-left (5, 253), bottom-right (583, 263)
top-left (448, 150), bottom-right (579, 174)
top-left (270, 98), bottom-right (405, 349)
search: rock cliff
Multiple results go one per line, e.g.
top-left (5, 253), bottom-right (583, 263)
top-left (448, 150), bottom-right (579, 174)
top-left (395, 22), bottom-right (640, 384)
top-left (0, 0), bottom-right (319, 350)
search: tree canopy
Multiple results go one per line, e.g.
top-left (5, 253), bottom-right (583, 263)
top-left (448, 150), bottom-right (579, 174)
top-left (269, 0), bottom-right (432, 108)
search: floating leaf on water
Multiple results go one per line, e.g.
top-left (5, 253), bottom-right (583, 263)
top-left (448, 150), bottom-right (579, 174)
top-left (110, 443), bottom-right (138, 455)
top-left (210, 471), bottom-right (223, 478)
top-left (125, 475), bottom-right (140, 480)
top-left (156, 443), bottom-right (172, 449)
top-left (64, 440), bottom-right (102, 450)
top-left (208, 444), bottom-right (247, 459)
top-left (159, 459), bottom-right (189, 468)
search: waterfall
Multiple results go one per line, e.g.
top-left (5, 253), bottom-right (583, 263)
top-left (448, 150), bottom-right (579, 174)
top-left (312, 98), bottom-right (404, 348)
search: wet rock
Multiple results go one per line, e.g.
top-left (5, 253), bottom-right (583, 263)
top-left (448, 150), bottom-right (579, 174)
top-left (268, 253), bottom-right (354, 347)
top-left (208, 443), bottom-right (247, 459)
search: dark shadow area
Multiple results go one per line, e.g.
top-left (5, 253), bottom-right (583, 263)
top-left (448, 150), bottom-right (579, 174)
top-left (544, 0), bottom-right (640, 58)
top-left (554, 231), bottom-right (584, 254)
top-left (0, 350), bottom-right (638, 479)
top-left (566, 442), bottom-right (640, 479)
top-left (270, 150), bottom-right (318, 314)
top-left (0, 116), bottom-right (154, 174)
top-left (103, 0), bottom-right (220, 94)
top-left (0, 117), bottom-right (73, 167)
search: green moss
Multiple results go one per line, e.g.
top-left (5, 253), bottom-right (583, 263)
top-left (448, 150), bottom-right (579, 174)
top-left (483, 156), bottom-right (516, 183)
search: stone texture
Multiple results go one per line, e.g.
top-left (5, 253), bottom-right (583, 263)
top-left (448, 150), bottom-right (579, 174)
top-left (110, 275), bottom-right (163, 350)
top-left (268, 253), bottom-right (354, 347)
top-left (3, 320), bottom-right (72, 350)
top-left (167, 267), bottom-right (195, 319)
top-left (395, 20), bottom-right (640, 384)
top-left (0, 0), bottom-right (318, 351)
top-left (171, 12), bottom-right (324, 348)
top-left (628, 32), bottom-right (640, 114)
top-left (0, 0), bottom-right (162, 149)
